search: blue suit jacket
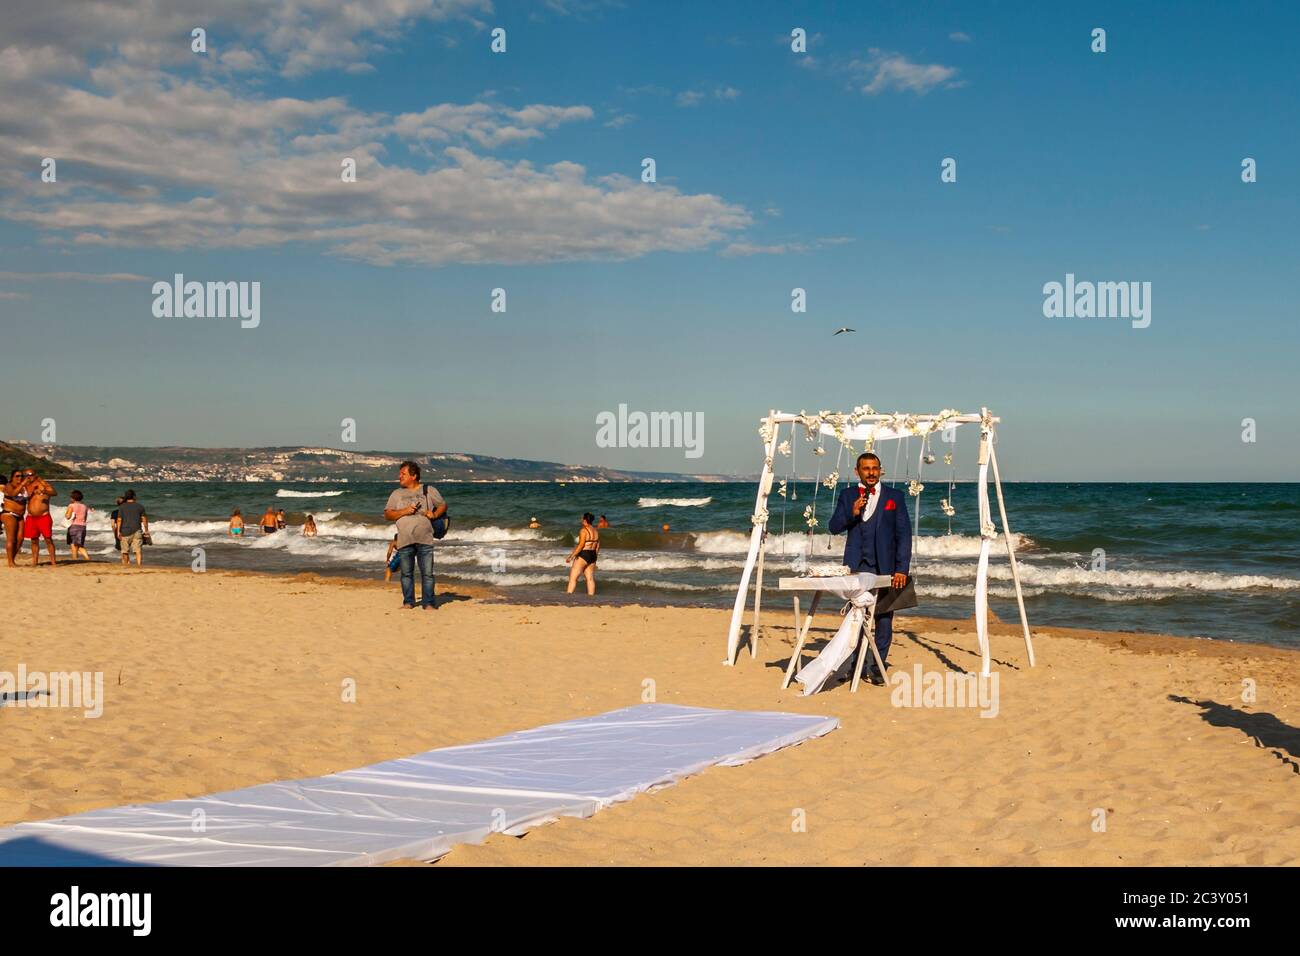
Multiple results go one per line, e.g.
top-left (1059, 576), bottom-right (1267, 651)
top-left (827, 483), bottom-right (912, 576)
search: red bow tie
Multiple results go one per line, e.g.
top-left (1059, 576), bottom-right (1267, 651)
top-left (858, 484), bottom-right (875, 496)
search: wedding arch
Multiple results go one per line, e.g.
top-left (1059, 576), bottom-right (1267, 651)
top-left (724, 406), bottom-right (1036, 677)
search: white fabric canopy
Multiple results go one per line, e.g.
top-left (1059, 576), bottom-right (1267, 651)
top-left (0, 703), bottom-right (838, 866)
top-left (818, 419), bottom-right (972, 443)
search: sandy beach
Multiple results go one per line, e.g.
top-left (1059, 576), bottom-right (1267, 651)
top-left (3, 562), bottom-right (1299, 866)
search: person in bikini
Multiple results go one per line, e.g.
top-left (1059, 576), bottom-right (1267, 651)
top-left (22, 471), bottom-right (57, 567)
top-left (228, 508), bottom-right (245, 536)
top-left (2, 469), bottom-right (30, 568)
top-left (565, 511), bottom-right (600, 596)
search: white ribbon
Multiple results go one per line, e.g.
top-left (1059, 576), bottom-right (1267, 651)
top-left (794, 583), bottom-right (878, 696)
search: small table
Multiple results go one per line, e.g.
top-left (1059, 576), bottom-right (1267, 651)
top-left (778, 573), bottom-right (893, 694)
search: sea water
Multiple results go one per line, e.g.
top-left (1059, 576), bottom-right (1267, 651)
top-left (43, 480), bottom-right (1300, 648)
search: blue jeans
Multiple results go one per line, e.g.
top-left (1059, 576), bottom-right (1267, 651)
top-left (398, 543), bottom-right (435, 607)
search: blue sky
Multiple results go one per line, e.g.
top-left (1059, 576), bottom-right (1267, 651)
top-left (1, 0), bottom-right (1296, 479)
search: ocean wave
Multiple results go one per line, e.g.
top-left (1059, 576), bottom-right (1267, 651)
top-left (275, 489), bottom-right (346, 498)
top-left (915, 582), bottom-right (1175, 603)
top-left (913, 560), bottom-right (1300, 592)
top-left (444, 570), bottom-right (725, 591)
top-left (435, 547), bottom-right (727, 573)
top-left (692, 530), bottom-right (1029, 557)
top-left (638, 497), bottom-right (713, 508)
top-left (451, 526), bottom-right (556, 543)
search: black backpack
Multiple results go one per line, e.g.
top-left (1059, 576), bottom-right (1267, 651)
top-left (423, 484), bottom-right (450, 539)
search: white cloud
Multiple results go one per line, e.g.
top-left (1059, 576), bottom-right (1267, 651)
top-left (0, 66), bottom-right (748, 267)
top-left (949, 32), bottom-right (973, 43)
top-left (0, 271), bottom-right (151, 282)
top-left (1, 0), bottom-right (492, 78)
top-left (676, 90), bottom-right (704, 107)
top-left (720, 242), bottom-right (807, 257)
top-left (0, 4), bottom-right (753, 267)
top-left (851, 50), bottom-right (960, 95)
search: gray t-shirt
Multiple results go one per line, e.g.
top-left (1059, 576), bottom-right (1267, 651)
top-left (385, 484), bottom-right (446, 548)
top-left (117, 501), bottom-right (147, 536)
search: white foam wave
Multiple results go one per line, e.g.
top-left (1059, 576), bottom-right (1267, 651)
top-left (914, 560), bottom-right (1300, 592)
top-left (638, 497), bottom-right (713, 508)
top-left (692, 530), bottom-right (1026, 558)
top-left (444, 570), bottom-right (724, 591)
top-left (275, 489), bottom-right (346, 498)
top-left (451, 526), bottom-right (556, 543)
top-left (436, 547), bottom-right (720, 573)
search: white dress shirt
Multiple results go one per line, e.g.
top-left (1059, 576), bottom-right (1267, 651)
top-left (857, 482), bottom-right (881, 524)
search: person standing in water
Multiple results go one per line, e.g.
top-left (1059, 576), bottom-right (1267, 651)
top-left (228, 509), bottom-right (245, 536)
top-left (302, 515), bottom-right (318, 537)
top-left (259, 506), bottom-right (278, 534)
top-left (565, 512), bottom-right (600, 596)
top-left (64, 489), bottom-right (91, 561)
top-left (384, 533), bottom-right (400, 583)
top-left (110, 496), bottom-right (125, 553)
top-left (114, 489), bottom-right (149, 568)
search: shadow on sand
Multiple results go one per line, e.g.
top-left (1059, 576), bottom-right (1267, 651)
top-left (1169, 695), bottom-right (1300, 775)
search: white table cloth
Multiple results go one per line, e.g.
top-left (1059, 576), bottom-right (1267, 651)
top-left (782, 574), bottom-right (890, 696)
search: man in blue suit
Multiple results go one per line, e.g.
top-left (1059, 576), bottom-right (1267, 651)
top-left (828, 452), bottom-right (912, 677)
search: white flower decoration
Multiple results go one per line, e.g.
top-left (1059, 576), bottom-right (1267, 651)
top-left (907, 479), bottom-right (925, 497)
top-left (821, 470), bottom-right (839, 490)
top-left (777, 440), bottom-right (791, 457)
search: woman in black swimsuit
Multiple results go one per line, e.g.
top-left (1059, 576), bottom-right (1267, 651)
top-left (565, 512), bottom-right (600, 596)
top-left (2, 470), bottom-right (30, 568)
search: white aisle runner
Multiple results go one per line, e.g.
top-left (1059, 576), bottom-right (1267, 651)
top-left (0, 704), bottom-right (837, 866)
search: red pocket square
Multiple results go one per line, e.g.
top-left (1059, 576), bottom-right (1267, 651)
top-left (884, 499), bottom-right (897, 511)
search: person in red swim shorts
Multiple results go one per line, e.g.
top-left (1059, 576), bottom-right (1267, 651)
top-left (21, 470), bottom-right (57, 567)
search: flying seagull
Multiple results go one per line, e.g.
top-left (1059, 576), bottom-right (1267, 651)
top-left (833, 327), bottom-right (856, 336)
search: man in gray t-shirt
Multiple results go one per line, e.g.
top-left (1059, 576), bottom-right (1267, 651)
top-left (114, 490), bottom-right (150, 567)
top-left (383, 461), bottom-right (446, 609)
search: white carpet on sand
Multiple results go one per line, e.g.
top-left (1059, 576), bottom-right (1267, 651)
top-left (0, 703), bottom-right (838, 866)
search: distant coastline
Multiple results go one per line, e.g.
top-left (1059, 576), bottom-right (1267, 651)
top-left (5, 440), bottom-right (739, 485)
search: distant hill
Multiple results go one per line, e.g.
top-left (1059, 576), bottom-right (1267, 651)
top-left (0, 441), bottom-right (84, 480)
top-left (4, 441), bottom-right (737, 484)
